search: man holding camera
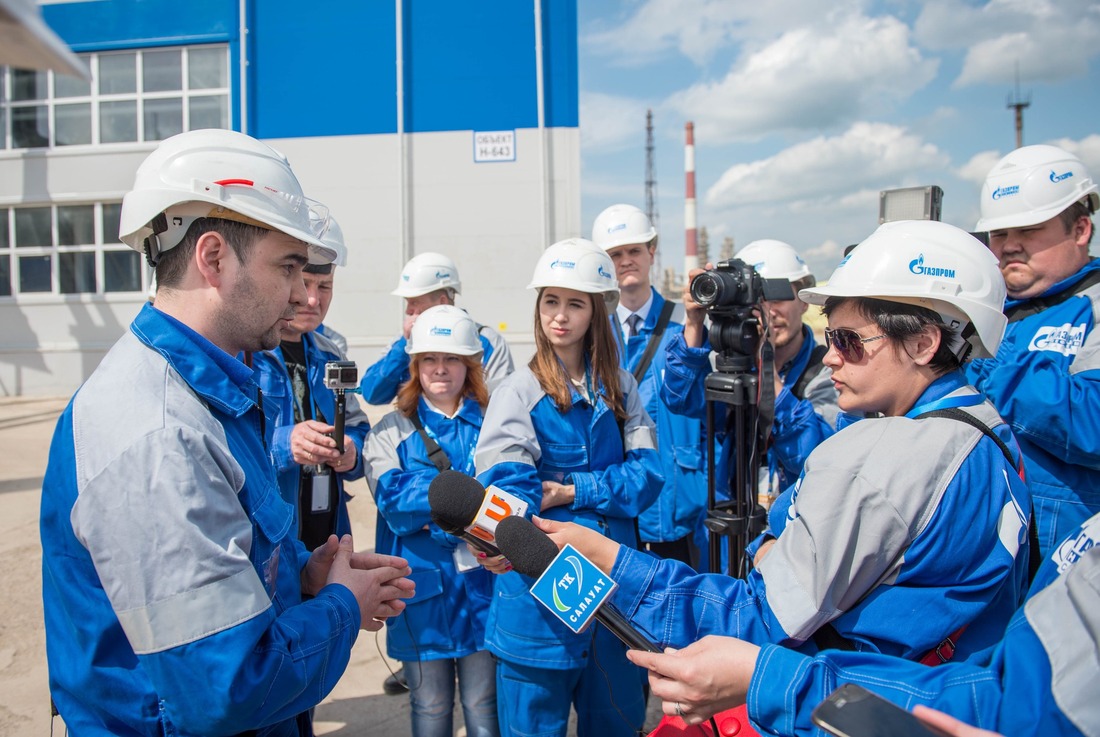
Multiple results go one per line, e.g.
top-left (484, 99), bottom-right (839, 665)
top-left (591, 204), bottom-right (708, 569)
top-left (664, 241), bottom-right (839, 522)
top-left (254, 217), bottom-right (371, 552)
top-left (41, 130), bottom-right (414, 736)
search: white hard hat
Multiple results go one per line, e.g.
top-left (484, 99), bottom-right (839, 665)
top-left (407, 305), bottom-right (482, 356)
top-left (734, 239), bottom-right (813, 283)
top-left (119, 129), bottom-right (339, 265)
top-left (976, 144), bottom-right (1100, 232)
top-left (393, 252), bottom-right (462, 298)
top-left (591, 204), bottom-right (657, 251)
top-left (800, 220), bottom-right (1007, 361)
top-left (528, 238), bottom-right (619, 306)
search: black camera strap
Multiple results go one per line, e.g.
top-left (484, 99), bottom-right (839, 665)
top-left (790, 344), bottom-right (828, 401)
top-left (631, 300), bottom-right (676, 383)
top-left (411, 412), bottom-right (453, 472)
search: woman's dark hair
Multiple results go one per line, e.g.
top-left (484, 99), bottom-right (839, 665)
top-left (822, 296), bottom-right (960, 374)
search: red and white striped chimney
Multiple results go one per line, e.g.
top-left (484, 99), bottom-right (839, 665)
top-left (684, 121), bottom-right (698, 277)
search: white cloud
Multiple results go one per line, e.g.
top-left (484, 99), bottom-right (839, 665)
top-left (662, 13), bottom-right (937, 143)
top-left (579, 91), bottom-right (652, 151)
top-left (1047, 134), bottom-right (1100, 177)
top-left (582, 0), bottom-right (871, 67)
top-left (914, 0), bottom-right (1100, 86)
top-left (957, 150), bottom-right (1004, 184)
top-left (705, 122), bottom-right (950, 209)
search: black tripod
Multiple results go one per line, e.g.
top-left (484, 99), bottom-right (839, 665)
top-left (703, 352), bottom-right (769, 578)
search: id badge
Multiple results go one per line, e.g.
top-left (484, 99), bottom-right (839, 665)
top-left (452, 544), bottom-right (479, 574)
top-left (311, 471), bottom-right (332, 513)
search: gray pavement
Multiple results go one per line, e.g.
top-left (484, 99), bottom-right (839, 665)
top-left (0, 396), bottom-right (663, 736)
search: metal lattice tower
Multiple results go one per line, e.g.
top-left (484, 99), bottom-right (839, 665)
top-left (645, 109), bottom-right (660, 278)
top-left (1007, 63), bottom-right (1030, 150)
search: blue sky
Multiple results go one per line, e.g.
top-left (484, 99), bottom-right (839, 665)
top-left (576, 0), bottom-right (1100, 281)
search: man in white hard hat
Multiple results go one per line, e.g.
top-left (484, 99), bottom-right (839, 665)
top-left (40, 129), bottom-right (414, 737)
top-left (360, 252), bottom-right (514, 405)
top-left (969, 144), bottom-right (1100, 557)
top-left (591, 204), bottom-right (707, 568)
top-left (662, 240), bottom-right (840, 563)
top-left (253, 217), bottom-right (371, 555)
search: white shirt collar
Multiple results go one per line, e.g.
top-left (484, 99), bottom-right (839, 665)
top-left (616, 290), bottom-right (655, 327)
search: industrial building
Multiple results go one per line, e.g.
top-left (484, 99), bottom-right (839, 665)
top-left (0, 0), bottom-right (580, 396)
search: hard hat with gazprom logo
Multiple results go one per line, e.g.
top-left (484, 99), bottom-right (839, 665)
top-left (528, 238), bottom-right (620, 306)
top-left (976, 144), bottom-right (1099, 232)
top-left (800, 220), bottom-right (1007, 361)
top-left (406, 305), bottom-right (482, 356)
top-left (735, 239), bottom-right (813, 284)
top-left (119, 129), bottom-right (339, 266)
top-left (591, 204), bottom-right (657, 251)
top-left (393, 252), bottom-right (462, 298)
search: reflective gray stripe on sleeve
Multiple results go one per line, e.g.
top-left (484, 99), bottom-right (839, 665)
top-left (475, 369), bottom-right (542, 474)
top-left (1026, 547), bottom-right (1100, 737)
top-left (117, 565), bottom-right (271, 654)
top-left (620, 368), bottom-right (657, 452)
top-left (365, 411), bottom-right (416, 488)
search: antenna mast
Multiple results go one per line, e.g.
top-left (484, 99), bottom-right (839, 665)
top-left (1006, 63), bottom-right (1030, 150)
top-left (645, 109), bottom-right (660, 278)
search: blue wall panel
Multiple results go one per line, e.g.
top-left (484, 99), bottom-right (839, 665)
top-left (249, 0), bottom-right (397, 138)
top-left (542, 0), bottom-right (578, 128)
top-left (43, 0), bottom-right (236, 51)
top-left (40, 0), bottom-right (577, 139)
top-left (403, 0), bottom-right (537, 133)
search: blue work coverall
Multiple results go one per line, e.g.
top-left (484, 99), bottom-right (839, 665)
top-left (41, 304), bottom-right (365, 736)
top-left (475, 364), bottom-right (664, 737)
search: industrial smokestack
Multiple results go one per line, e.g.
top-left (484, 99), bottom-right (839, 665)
top-left (684, 122), bottom-right (698, 277)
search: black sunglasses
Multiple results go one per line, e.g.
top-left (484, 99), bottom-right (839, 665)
top-left (824, 327), bottom-right (886, 362)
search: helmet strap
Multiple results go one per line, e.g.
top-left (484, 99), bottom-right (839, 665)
top-left (143, 212), bottom-right (168, 267)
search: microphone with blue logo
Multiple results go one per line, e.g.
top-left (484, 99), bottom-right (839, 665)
top-left (493, 515), bottom-right (660, 653)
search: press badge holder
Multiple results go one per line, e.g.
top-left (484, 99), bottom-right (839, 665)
top-left (452, 544), bottom-right (479, 574)
top-left (310, 467), bottom-right (333, 513)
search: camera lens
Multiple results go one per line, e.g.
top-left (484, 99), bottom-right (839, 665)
top-left (690, 272), bottom-right (722, 306)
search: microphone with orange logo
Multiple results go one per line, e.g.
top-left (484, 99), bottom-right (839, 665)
top-left (428, 470), bottom-right (528, 556)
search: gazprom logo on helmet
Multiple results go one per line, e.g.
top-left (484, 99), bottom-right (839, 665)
top-left (608, 223), bottom-right (627, 234)
top-left (1050, 169), bottom-right (1074, 184)
top-left (429, 326), bottom-right (452, 337)
top-left (908, 253), bottom-right (956, 278)
top-left (549, 259), bottom-right (577, 271)
top-left (435, 270), bottom-right (451, 279)
top-left (597, 265), bottom-right (613, 281)
top-left (991, 185), bottom-right (1020, 200)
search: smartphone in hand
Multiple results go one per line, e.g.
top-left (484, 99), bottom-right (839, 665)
top-left (812, 683), bottom-right (952, 737)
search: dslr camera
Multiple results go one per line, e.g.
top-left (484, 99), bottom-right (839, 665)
top-left (690, 259), bottom-right (794, 369)
top-left (323, 361), bottom-right (359, 391)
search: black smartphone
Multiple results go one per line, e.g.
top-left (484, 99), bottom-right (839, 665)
top-left (811, 683), bottom-right (953, 737)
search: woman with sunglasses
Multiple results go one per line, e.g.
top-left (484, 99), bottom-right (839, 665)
top-left (471, 238), bottom-right (664, 737)
top-left (365, 305), bottom-right (498, 737)
top-left (527, 221), bottom-right (1033, 681)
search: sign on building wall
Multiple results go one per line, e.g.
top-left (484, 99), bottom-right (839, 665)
top-left (473, 130), bottom-right (516, 163)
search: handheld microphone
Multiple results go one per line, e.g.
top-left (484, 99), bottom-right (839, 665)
top-left (428, 470), bottom-right (502, 555)
top-left (493, 515), bottom-right (660, 653)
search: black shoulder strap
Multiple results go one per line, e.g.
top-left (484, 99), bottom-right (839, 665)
top-left (410, 412), bottom-right (452, 472)
top-left (632, 300), bottom-right (676, 384)
top-left (790, 344), bottom-right (828, 400)
top-left (1005, 270), bottom-right (1100, 324)
top-left (917, 407), bottom-right (1040, 584)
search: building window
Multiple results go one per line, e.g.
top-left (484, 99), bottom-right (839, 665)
top-left (1, 44), bottom-right (229, 149)
top-left (0, 203), bottom-right (148, 297)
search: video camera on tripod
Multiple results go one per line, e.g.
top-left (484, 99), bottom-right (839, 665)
top-left (690, 259), bottom-right (795, 577)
